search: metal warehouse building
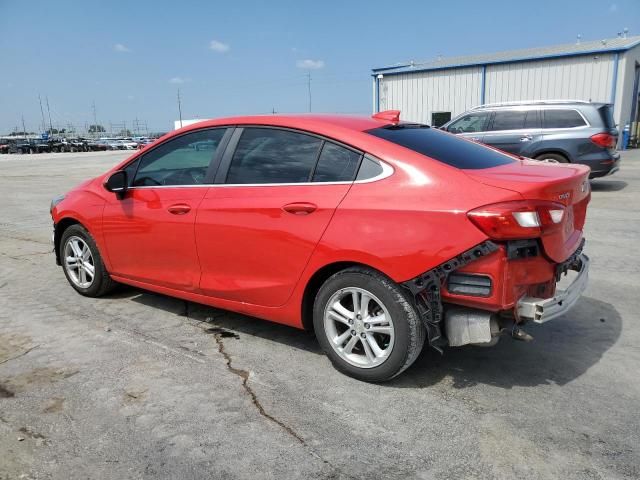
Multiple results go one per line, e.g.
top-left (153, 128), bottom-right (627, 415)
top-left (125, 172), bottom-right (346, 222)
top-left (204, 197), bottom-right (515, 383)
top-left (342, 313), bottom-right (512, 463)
top-left (372, 36), bottom-right (640, 144)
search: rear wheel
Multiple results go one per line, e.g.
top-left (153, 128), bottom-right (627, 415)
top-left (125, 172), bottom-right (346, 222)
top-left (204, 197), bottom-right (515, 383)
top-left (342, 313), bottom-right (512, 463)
top-left (313, 267), bottom-right (425, 382)
top-left (60, 224), bottom-right (117, 297)
top-left (535, 153), bottom-right (569, 163)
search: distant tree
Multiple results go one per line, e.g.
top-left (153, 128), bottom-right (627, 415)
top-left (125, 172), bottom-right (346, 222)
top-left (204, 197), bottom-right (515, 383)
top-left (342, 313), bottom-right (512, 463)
top-left (118, 129), bottom-right (132, 137)
top-left (88, 124), bottom-right (106, 133)
top-left (47, 128), bottom-right (60, 134)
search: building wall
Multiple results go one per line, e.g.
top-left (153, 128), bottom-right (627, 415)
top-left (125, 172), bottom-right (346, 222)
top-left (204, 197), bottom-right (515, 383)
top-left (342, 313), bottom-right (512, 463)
top-left (616, 45), bottom-right (640, 134)
top-left (484, 53), bottom-right (616, 105)
top-left (377, 67), bottom-right (483, 124)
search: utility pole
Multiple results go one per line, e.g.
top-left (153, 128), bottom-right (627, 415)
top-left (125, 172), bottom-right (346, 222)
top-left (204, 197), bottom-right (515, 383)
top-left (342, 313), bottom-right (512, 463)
top-left (38, 95), bottom-right (46, 133)
top-left (45, 96), bottom-right (53, 133)
top-left (21, 115), bottom-right (27, 137)
top-left (306, 72), bottom-right (312, 112)
top-left (92, 101), bottom-right (97, 130)
top-left (177, 89), bottom-right (183, 128)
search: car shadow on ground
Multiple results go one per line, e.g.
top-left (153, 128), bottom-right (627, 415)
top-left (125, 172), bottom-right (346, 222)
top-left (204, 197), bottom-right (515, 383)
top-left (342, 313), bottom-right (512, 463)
top-left (106, 289), bottom-right (620, 389)
top-left (590, 180), bottom-right (628, 192)
top-left (111, 288), bottom-right (323, 355)
top-left (392, 296), bottom-right (621, 389)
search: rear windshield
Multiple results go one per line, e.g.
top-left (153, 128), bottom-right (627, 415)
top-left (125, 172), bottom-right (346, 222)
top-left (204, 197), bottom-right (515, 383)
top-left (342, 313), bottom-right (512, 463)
top-left (367, 125), bottom-right (516, 169)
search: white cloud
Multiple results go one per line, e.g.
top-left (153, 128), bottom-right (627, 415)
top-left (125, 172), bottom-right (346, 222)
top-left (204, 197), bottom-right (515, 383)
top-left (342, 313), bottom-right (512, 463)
top-left (114, 43), bottom-right (131, 53)
top-left (209, 40), bottom-right (230, 53)
top-left (169, 77), bottom-right (191, 84)
top-left (609, 3), bottom-right (618, 12)
top-left (296, 59), bottom-right (325, 70)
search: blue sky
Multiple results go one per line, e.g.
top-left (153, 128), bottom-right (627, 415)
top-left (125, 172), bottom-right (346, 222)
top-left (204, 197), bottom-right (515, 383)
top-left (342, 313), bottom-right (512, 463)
top-left (0, 0), bottom-right (638, 134)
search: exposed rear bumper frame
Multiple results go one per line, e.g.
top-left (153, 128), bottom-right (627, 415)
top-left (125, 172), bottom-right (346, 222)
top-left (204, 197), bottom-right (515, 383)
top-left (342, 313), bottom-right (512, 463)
top-left (401, 241), bottom-right (499, 352)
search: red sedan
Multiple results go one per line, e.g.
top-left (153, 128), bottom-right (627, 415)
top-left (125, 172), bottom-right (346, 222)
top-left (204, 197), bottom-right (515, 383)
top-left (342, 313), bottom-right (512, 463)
top-left (50, 111), bottom-right (590, 381)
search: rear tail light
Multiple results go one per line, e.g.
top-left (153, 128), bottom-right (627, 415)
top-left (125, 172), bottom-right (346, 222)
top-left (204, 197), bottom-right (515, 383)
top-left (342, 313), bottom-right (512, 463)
top-left (590, 133), bottom-right (617, 149)
top-left (467, 200), bottom-right (565, 240)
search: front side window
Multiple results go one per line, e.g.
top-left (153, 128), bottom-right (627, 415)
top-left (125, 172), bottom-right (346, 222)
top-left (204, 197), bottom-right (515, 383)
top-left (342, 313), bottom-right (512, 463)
top-left (490, 110), bottom-right (528, 131)
top-left (447, 112), bottom-right (490, 133)
top-left (543, 109), bottom-right (587, 129)
top-left (312, 142), bottom-right (362, 182)
top-left (133, 129), bottom-right (226, 186)
top-left (226, 128), bottom-right (322, 184)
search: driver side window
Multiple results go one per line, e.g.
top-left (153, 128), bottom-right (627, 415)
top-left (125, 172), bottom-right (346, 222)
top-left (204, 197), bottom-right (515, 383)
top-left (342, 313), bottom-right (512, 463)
top-left (448, 112), bottom-right (490, 133)
top-left (133, 128), bottom-right (226, 187)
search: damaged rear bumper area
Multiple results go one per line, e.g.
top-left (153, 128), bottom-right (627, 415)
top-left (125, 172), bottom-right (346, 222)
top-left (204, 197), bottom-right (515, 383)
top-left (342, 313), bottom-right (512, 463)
top-left (402, 241), bottom-right (589, 351)
top-left (517, 253), bottom-right (589, 323)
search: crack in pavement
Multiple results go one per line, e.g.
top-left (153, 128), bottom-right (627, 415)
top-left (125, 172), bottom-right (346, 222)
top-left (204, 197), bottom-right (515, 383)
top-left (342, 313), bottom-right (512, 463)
top-left (0, 344), bottom-right (41, 366)
top-left (212, 331), bottom-right (354, 479)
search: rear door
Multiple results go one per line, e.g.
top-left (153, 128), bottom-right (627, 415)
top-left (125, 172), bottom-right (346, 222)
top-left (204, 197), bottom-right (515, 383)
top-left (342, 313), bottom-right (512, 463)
top-left (195, 127), bottom-right (361, 307)
top-left (482, 109), bottom-right (541, 155)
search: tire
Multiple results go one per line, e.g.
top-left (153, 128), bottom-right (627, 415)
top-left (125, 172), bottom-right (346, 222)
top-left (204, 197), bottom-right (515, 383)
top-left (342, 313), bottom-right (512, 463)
top-left (535, 153), bottom-right (569, 163)
top-left (313, 267), bottom-right (426, 382)
top-left (59, 224), bottom-right (117, 297)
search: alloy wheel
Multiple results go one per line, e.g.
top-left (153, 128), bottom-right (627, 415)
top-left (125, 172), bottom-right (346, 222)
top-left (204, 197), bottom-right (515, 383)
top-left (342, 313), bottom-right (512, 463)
top-left (64, 236), bottom-right (95, 288)
top-left (323, 287), bottom-right (395, 368)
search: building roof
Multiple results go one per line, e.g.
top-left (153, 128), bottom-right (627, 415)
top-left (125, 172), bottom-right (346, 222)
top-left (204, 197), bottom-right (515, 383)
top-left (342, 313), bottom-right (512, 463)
top-left (373, 35), bottom-right (640, 76)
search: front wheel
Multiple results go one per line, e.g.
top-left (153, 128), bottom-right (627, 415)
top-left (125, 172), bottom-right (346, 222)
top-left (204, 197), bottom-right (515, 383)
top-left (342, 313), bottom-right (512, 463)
top-left (60, 224), bottom-right (117, 297)
top-left (313, 267), bottom-right (426, 382)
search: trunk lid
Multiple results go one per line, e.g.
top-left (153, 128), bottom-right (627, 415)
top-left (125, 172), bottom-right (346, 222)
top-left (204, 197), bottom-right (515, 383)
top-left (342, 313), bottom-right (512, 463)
top-left (465, 159), bottom-right (591, 262)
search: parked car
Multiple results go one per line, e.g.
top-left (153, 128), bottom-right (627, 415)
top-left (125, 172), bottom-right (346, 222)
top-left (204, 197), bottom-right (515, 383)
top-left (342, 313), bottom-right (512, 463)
top-left (7, 139), bottom-right (36, 154)
top-left (57, 138), bottom-right (89, 153)
top-left (50, 111), bottom-right (591, 381)
top-left (442, 100), bottom-right (620, 178)
top-left (87, 139), bottom-right (109, 151)
top-left (0, 139), bottom-right (11, 154)
top-left (98, 138), bottom-right (124, 150)
top-left (137, 138), bottom-right (155, 149)
top-left (117, 138), bottom-right (139, 150)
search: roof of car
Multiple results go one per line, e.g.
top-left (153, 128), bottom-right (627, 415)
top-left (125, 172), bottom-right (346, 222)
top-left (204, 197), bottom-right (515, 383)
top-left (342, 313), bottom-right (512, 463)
top-left (175, 114), bottom-right (390, 135)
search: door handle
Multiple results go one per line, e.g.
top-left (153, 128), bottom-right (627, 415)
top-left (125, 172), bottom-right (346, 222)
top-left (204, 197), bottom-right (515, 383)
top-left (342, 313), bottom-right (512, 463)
top-left (167, 204), bottom-right (191, 215)
top-left (282, 202), bottom-right (317, 215)
top-left (520, 135), bottom-right (532, 142)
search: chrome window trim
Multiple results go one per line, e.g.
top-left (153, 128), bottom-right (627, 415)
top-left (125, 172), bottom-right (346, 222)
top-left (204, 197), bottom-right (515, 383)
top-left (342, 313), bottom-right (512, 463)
top-left (126, 159), bottom-right (394, 190)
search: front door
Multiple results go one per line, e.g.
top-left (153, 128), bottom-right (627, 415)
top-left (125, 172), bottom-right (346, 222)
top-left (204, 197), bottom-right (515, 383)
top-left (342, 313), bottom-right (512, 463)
top-left (445, 111), bottom-right (490, 143)
top-left (102, 128), bottom-right (228, 291)
top-left (196, 127), bottom-right (362, 307)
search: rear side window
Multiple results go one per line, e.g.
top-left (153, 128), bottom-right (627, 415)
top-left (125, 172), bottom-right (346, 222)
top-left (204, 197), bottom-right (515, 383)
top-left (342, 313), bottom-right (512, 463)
top-left (367, 125), bottom-right (516, 169)
top-left (226, 128), bottom-right (322, 184)
top-left (312, 142), bottom-right (361, 182)
top-left (356, 155), bottom-right (384, 180)
top-left (543, 109), bottom-right (586, 128)
top-left (490, 110), bottom-right (527, 131)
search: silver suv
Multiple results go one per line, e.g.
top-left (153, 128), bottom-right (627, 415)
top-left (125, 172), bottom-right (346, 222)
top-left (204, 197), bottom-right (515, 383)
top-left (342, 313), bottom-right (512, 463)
top-left (442, 100), bottom-right (620, 178)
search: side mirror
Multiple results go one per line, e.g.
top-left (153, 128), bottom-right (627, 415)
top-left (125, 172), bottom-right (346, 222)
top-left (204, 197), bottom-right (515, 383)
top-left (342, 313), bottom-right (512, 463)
top-left (105, 170), bottom-right (128, 199)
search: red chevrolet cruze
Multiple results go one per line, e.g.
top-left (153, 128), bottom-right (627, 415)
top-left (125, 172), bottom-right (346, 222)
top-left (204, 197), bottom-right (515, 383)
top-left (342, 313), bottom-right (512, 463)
top-left (51, 111), bottom-right (590, 381)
